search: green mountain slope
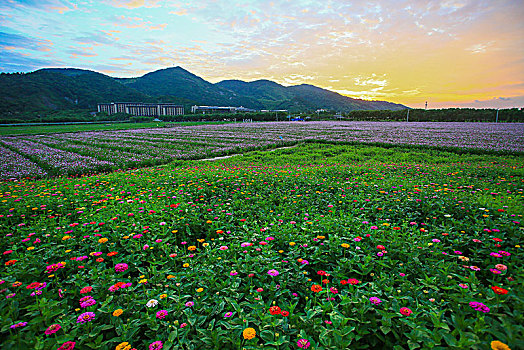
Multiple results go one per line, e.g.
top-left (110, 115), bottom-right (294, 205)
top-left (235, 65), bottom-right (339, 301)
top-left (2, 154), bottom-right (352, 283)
top-left (117, 67), bottom-right (263, 109)
top-left (217, 80), bottom-right (406, 112)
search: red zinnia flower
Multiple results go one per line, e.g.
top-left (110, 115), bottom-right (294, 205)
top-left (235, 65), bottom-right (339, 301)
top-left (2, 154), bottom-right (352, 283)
top-left (491, 286), bottom-right (508, 295)
top-left (27, 282), bottom-right (42, 289)
top-left (317, 270), bottom-right (326, 276)
top-left (269, 306), bottom-right (281, 315)
top-left (311, 285), bottom-right (323, 293)
top-left (347, 278), bottom-right (360, 285)
top-left (400, 307), bottom-right (413, 316)
top-left (281, 311), bottom-right (290, 317)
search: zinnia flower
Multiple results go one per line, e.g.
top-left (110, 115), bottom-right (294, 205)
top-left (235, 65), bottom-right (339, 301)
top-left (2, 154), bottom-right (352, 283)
top-left (491, 340), bottom-right (511, 350)
top-left (297, 339), bottom-right (311, 349)
top-left (243, 327), bottom-right (256, 340)
top-left (156, 310), bottom-right (168, 319)
top-left (149, 341), bottom-right (163, 350)
top-left (269, 306), bottom-right (281, 315)
top-left (115, 263), bottom-right (129, 272)
top-left (146, 299), bottom-right (159, 308)
top-left (369, 297), bottom-right (382, 305)
top-left (57, 341), bottom-right (76, 350)
top-left (267, 269), bottom-right (279, 276)
top-left (77, 312), bottom-right (95, 323)
top-left (44, 323), bottom-right (61, 335)
top-left (311, 285), bottom-right (322, 293)
top-left (400, 307), bottom-right (412, 316)
top-left (491, 286), bottom-right (509, 295)
top-left (113, 309), bottom-right (123, 317)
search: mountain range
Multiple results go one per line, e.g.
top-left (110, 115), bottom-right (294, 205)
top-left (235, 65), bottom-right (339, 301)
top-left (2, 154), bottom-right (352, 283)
top-left (0, 66), bottom-right (406, 117)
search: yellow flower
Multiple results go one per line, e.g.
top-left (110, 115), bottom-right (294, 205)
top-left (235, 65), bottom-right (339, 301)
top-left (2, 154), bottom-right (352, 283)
top-left (183, 263), bottom-right (189, 268)
top-left (243, 327), bottom-right (256, 340)
top-left (113, 309), bottom-right (123, 317)
top-left (206, 220), bottom-right (212, 224)
top-left (62, 236), bottom-right (71, 241)
top-left (203, 243), bottom-right (209, 247)
top-left (171, 230), bottom-right (178, 233)
top-left (27, 246), bottom-right (35, 250)
top-left (123, 236), bottom-right (129, 239)
top-left (341, 243), bottom-right (350, 248)
top-left (491, 340), bottom-right (511, 350)
top-left (139, 279), bottom-right (148, 284)
top-left (196, 288), bottom-right (204, 293)
top-left (317, 235), bottom-right (325, 239)
top-left (98, 238), bottom-right (108, 243)
top-left (65, 249), bottom-right (71, 253)
top-left (160, 294), bottom-right (167, 299)
top-left (197, 239), bottom-right (205, 243)
top-left (115, 342), bottom-right (131, 350)
top-left (167, 275), bottom-right (175, 279)
top-left (289, 242), bottom-right (296, 246)
top-left (188, 246), bottom-right (196, 251)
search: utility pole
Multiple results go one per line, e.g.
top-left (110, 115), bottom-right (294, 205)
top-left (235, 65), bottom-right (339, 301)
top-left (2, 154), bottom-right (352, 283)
top-left (425, 101), bottom-right (428, 110)
top-left (496, 109), bottom-right (499, 123)
top-left (406, 109), bottom-right (409, 122)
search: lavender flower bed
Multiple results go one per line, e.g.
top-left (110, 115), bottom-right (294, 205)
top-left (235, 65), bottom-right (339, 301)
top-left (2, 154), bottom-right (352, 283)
top-left (0, 145), bottom-right (47, 179)
top-left (1, 121), bottom-right (522, 179)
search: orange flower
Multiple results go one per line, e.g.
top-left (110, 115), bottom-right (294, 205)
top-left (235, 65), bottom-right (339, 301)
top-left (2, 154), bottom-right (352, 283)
top-left (5, 260), bottom-right (17, 266)
top-left (113, 309), bottom-right (123, 317)
top-left (311, 284), bottom-right (323, 293)
top-left (243, 327), bottom-right (256, 340)
top-left (491, 340), bottom-right (511, 350)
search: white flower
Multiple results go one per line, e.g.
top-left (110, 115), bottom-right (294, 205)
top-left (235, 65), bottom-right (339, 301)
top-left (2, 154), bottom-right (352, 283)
top-left (146, 299), bottom-right (159, 308)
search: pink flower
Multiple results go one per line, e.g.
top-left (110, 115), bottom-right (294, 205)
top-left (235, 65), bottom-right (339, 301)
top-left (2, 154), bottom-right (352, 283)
top-left (267, 269), bottom-right (279, 276)
top-left (57, 341), bottom-right (76, 350)
top-left (347, 278), bottom-right (360, 285)
top-left (149, 341), bottom-right (163, 350)
top-left (369, 297), bottom-right (382, 305)
top-left (44, 323), bottom-right (61, 335)
top-left (185, 301), bottom-right (194, 307)
top-left (490, 268), bottom-right (501, 274)
top-left (297, 339), bottom-right (311, 349)
top-left (219, 246), bottom-right (228, 250)
top-left (495, 264), bottom-right (507, 271)
top-left (156, 310), bottom-right (168, 319)
top-left (400, 307), bottom-right (412, 316)
top-left (180, 322), bottom-right (188, 328)
top-left (115, 263), bottom-right (128, 273)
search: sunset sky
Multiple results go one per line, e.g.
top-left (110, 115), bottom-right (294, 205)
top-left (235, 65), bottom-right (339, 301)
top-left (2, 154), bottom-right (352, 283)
top-left (1, 0), bottom-right (523, 108)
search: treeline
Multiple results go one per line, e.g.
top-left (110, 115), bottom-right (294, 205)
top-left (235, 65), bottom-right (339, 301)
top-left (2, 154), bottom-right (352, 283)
top-left (160, 111), bottom-right (288, 122)
top-left (344, 108), bottom-right (524, 122)
top-left (0, 110), bottom-right (131, 124)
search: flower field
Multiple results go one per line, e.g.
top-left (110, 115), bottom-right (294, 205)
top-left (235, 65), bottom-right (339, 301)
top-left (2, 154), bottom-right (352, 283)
top-left (1, 121), bottom-right (523, 179)
top-left (0, 142), bottom-right (522, 349)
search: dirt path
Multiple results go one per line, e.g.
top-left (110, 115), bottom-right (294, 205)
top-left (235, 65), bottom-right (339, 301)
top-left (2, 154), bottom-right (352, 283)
top-left (198, 144), bottom-right (300, 162)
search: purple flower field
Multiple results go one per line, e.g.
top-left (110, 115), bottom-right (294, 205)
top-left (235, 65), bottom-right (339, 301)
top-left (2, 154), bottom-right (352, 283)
top-left (1, 121), bottom-right (523, 179)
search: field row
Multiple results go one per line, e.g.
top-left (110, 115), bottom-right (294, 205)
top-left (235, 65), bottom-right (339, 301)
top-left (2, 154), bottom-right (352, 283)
top-left (1, 121), bottom-right (523, 179)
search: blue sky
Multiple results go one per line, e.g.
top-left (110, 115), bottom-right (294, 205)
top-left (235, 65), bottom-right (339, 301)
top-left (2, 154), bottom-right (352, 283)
top-left (1, 0), bottom-right (523, 108)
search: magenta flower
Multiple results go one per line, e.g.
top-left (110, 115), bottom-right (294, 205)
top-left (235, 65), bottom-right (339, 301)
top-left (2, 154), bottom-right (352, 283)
top-left (224, 311), bottom-right (233, 318)
top-left (469, 301), bottom-right (490, 313)
top-left (10, 321), bottom-right (28, 329)
top-left (77, 312), bottom-right (95, 324)
top-left (185, 301), bottom-right (194, 307)
top-left (44, 323), bottom-right (61, 335)
top-left (297, 339), bottom-right (311, 349)
top-left (149, 341), bottom-right (163, 350)
top-left (57, 341), bottom-right (76, 350)
top-left (268, 269), bottom-right (279, 276)
top-left (369, 297), bottom-right (382, 305)
top-left (115, 263), bottom-right (128, 272)
top-left (156, 310), bottom-right (168, 319)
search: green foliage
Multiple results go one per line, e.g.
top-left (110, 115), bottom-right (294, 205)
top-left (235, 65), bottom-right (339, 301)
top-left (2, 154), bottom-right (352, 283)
top-left (345, 108), bottom-right (524, 122)
top-left (0, 144), bottom-right (522, 349)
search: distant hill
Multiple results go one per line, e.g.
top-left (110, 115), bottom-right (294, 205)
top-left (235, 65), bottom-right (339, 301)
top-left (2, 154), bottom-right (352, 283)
top-left (116, 67), bottom-right (263, 109)
top-left (0, 66), bottom-right (407, 118)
